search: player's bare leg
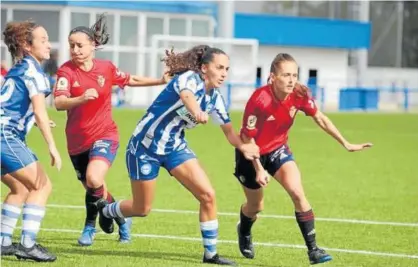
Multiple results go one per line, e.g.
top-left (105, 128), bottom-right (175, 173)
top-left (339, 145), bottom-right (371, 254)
top-left (1, 175), bottom-right (29, 256)
top-left (97, 180), bottom-right (156, 231)
top-left (170, 159), bottom-right (236, 266)
top-left (237, 186), bottom-right (264, 259)
top-left (112, 179), bottom-right (157, 217)
top-left (274, 161), bottom-right (332, 265)
top-left (6, 162), bottom-right (56, 262)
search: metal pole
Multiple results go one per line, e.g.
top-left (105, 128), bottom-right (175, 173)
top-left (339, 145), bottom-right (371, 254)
top-left (356, 0), bottom-right (370, 87)
top-left (396, 1), bottom-right (404, 68)
top-left (217, 0), bottom-right (234, 39)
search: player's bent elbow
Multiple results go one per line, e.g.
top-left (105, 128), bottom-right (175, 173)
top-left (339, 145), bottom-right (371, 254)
top-left (54, 99), bottom-right (65, 111)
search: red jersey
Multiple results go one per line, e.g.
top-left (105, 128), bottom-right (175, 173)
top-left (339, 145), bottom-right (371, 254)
top-left (240, 85), bottom-right (318, 155)
top-left (54, 59), bottom-right (130, 155)
top-left (1, 67), bottom-right (7, 77)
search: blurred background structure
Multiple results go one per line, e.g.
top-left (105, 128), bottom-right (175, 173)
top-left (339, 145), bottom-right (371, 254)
top-left (1, 0), bottom-right (417, 111)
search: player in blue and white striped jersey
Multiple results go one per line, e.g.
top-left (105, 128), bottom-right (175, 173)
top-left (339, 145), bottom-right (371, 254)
top-left (99, 45), bottom-right (260, 265)
top-left (0, 21), bottom-right (61, 262)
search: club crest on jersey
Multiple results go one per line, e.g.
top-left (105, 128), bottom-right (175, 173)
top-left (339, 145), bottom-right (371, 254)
top-left (97, 75), bottom-right (105, 87)
top-left (246, 115), bottom-right (257, 130)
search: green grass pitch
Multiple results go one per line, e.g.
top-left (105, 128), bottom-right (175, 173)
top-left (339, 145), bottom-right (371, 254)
top-left (2, 109), bottom-right (417, 267)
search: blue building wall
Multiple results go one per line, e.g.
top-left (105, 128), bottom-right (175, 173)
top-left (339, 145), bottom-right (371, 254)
top-left (2, 1), bottom-right (217, 16)
top-left (234, 13), bottom-right (371, 49)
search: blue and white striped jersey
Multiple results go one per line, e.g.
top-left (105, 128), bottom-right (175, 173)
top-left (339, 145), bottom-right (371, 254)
top-left (0, 56), bottom-right (51, 140)
top-left (130, 70), bottom-right (231, 155)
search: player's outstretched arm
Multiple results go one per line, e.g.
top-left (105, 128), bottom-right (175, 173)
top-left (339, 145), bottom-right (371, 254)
top-left (312, 110), bottom-right (373, 152)
top-left (220, 123), bottom-right (259, 161)
top-left (127, 74), bottom-right (169, 87)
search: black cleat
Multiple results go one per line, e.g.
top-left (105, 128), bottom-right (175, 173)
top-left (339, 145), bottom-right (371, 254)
top-left (203, 254), bottom-right (237, 266)
top-left (237, 223), bottom-right (254, 259)
top-left (96, 198), bottom-right (114, 234)
top-left (308, 247), bottom-right (332, 265)
top-left (1, 242), bottom-right (18, 256)
top-left (15, 243), bottom-right (56, 262)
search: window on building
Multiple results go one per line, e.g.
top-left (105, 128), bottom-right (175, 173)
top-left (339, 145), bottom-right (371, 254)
top-left (95, 51), bottom-right (113, 61)
top-left (120, 16), bottom-right (138, 46)
top-left (1, 9), bottom-right (7, 33)
top-left (169, 18), bottom-right (186, 36)
top-left (13, 10), bottom-right (60, 42)
top-left (71, 12), bottom-right (90, 29)
top-left (119, 52), bottom-right (138, 74)
top-left (146, 17), bottom-right (164, 46)
top-left (191, 20), bottom-right (210, 37)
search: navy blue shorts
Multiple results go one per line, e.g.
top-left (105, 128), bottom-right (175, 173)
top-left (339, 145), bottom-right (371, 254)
top-left (234, 144), bottom-right (295, 189)
top-left (69, 139), bottom-right (119, 181)
top-left (126, 143), bottom-right (196, 181)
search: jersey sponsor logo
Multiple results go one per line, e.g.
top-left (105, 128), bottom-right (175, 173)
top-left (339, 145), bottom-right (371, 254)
top-left (176, 106), bottom-right (198, 129)
top-left (99, 148), bottom-right (107, 153)
top-left (56, 77), bottom-right (68, 91)
top-left (246, 115), bottom-right (257, 130)
top-left (97, 75), bottom-right (105, 87)
top-left (72, 81), bottom-right (80, 87)
top-left (267, 115), bottom-right (275, 121)
top-left (140, 163), bottom-right (152, 175)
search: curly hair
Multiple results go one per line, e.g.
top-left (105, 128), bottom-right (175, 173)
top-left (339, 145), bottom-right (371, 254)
top-left (3, 21), bottom-right (40, 63)
top-left (270, 53), bottom-right (310, 97)
top-left (162, 45), bottom-right (227, 76)
top-left (69, 13), bottom-right (109, 47)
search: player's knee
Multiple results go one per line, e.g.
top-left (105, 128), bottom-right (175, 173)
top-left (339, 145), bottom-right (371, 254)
top-left (8, 182), bottom-right (30, 201)
top-left (249, 200), bottom-right (264, 214)
top-left (8, 179), bottom-right (29, 195)
top-left (85, 173), bottom-right (104, 188)
top-left (132, 204), bottom-right (151, 217)
top-left (198, 189), bottom-right (216, 207)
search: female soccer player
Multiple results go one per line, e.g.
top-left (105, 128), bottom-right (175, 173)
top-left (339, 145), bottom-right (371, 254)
top-left (0, 20), bottom-right (62, 262)
top-left (53, 14), bottom-right (169, 246)
top-left (234, 53), bottom-right (373, 265)
top-left (98, 45), bottom-right (259, 265)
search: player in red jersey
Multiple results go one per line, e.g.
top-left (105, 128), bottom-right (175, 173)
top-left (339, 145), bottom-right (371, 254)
top-left (234, 53), bottom-right (373, 265)
top-left (53, 14), bottom-right (169, 246)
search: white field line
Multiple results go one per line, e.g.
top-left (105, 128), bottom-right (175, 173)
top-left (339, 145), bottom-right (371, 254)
top-left (38, 227), bottom-right (418, 260)
top-left (46, 204), bottom-right (418, 227)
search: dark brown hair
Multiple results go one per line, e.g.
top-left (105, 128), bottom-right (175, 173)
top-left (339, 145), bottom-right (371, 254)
top-left (162, 45), bottom-right (227, 76)
top-left (69, 13), bottom-right (109, 47)
top-left (270, 53), bottom-right (310, 97)
top-left (3, 21), bottom-right (40, 63)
